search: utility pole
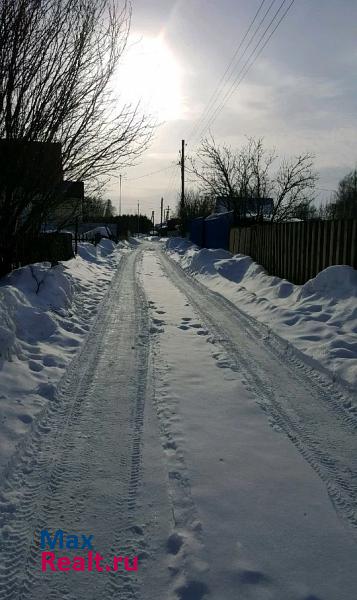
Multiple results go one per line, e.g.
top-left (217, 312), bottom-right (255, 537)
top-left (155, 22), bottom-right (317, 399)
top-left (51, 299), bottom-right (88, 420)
top-left (151, 210), bottom-right (155, 229)
top-left (181, 139), bottom-right (185, 209)
top-left (119, 174), bottom-right (122, 216)
top-left (180, 140), bottom-right (186, 234)
top-left (137, 201), bottom-right (140, 236)
top-left (160, 197), bottom-right (163, 228)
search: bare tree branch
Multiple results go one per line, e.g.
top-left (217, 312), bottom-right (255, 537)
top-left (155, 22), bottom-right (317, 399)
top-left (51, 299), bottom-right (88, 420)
top-left (0, 0), bottom-right (155, 273)
top-left (0, 0), bottom-right (154, 182)
top-left (188, 136), bottom-right (317, 222)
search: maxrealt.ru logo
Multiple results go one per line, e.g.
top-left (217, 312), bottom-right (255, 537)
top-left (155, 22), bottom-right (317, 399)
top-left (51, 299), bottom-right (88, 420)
top-left (40, 530), bottom-right (138, 573)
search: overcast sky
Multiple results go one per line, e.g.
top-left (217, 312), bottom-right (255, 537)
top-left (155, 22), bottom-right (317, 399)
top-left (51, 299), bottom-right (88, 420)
top-left (108, 0), bottom-right (357, 218)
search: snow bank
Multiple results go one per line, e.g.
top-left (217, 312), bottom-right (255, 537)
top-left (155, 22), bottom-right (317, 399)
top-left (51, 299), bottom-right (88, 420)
top-left (165, 238), bottom-right (357, 388)
top-left (0, 240), bottom-right (125, 473)
top-left (127, 236), bottom-right (141, 246)
top-left (0, 264), bottom-right (72, 361)
top-left (82, 225), bottom-right (112, 240)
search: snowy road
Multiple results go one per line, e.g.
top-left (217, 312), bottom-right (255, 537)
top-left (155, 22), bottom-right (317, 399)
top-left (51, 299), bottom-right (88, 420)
top-left (1, 242), bottom-right (357, 600)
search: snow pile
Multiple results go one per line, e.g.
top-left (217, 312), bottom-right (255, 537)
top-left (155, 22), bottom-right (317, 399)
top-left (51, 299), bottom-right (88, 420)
top-left (0, 240), bottom-right (125, 473)
top-left (127, 236), bottom-right (142, 246)
top-left (82, 225), bottom-right (112, 240)
top-left (0, 264), bottom-right (72, 361)
top-left (165, 238), bottom-right (357, 388)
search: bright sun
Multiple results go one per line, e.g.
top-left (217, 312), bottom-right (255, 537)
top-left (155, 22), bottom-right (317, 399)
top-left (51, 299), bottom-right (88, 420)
top-left (116, 34), bottom-right (183, 121)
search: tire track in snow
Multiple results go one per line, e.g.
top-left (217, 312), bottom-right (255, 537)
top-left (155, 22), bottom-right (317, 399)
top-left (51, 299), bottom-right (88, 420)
top-left (159, 248), bottom-right (357, 534)
top-left (0, 249), bottom-right (150, 600)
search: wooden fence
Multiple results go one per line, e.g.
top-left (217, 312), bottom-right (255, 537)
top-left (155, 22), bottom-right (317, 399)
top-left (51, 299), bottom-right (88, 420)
top-left (229, 219), bottom-right (357, 284)
top-left (0, 232), bottom-right (74, 277)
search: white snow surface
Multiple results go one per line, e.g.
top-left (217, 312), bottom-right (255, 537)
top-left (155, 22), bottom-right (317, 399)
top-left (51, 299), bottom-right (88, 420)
top-left (165, 237), bottom-right (357, 388)
top-left (0, 238), bottom-right (130, 473)
top-left (81, 225), bottom-right (112, 240)
top-left (138, 246), bottom-right (357, 600)
top-left (1, 241), bottom-right (357, 600)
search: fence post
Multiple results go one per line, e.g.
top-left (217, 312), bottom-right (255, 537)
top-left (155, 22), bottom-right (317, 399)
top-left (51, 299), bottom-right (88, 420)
top-left (273, 223), bottom-right (277, 274)
top-left (351, 220), bottom-right (357, 268)
top-left (300, 222), bottom-right (308, 284)
top-left (329, 220), bottom-right (335, 266)
top-left (286, 223), bottom-right (291, 281)
top-left (283, 223), bottom-right (288, 279)
top-left (74, 216), bottom-right (78, 255)
top-left (342, 220), bottom-right (349, 265)
top-left (335, 219), bottom-right (342, 264)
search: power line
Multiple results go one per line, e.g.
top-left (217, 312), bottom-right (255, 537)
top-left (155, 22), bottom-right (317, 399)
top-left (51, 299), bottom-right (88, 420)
top-left (163, 153), bottom-right (181, 198)
top-left (166, 170), bottom-right (181, 200)
top-left (189, 0), bottom-right (279, 144)
top-left (125, 163), bottom-right (175, 181)
top-left (190, 0), bottom-right (294, 147)
top-left (165, 165), bottom-right (181, 201)
top-left (197, 0), bottom-right (295, 140)
top-left (187, 0), bottom-right (269, 143)
top-left (164, 166), bottom-right (177, 196)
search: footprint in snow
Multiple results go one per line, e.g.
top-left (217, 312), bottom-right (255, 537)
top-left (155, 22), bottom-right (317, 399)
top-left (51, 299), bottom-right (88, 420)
top-left (166, 532), bottom-right (184, 555)
top-left (153, 318), bottom-right (165, 325)
top-left (236, 569), bottom-right (271, 585)
top-left (29, 360), bottom-right (43, 372)
top-left (150, 326), bottom-right (163, 334)
top-left (36, 383), bottom-right (57, 400)
top-left (163, 440), bottom-right (177, 450)
top-left (175, 580), bottom-right (209, 600)
top-left (17, 414), bottom-right (33, 424)
top-left (129, 524), bottom-right (144, 535)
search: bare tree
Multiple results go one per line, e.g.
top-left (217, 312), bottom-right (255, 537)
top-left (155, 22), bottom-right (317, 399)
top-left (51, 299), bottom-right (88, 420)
top-left (176, 189), bottom-right (215, 233)
top-left (0, 0), bottom-right (153, 183)
top-left (271, 153), bottom-right (317, 221)
top-left (0, 0), bottom-right (153, 274)
top-left (188, 136), bottom-right (317, 222)
top-left (329, 168), bottom-right (357, 219)
top-left (188, 136), bottom-right (238, 199)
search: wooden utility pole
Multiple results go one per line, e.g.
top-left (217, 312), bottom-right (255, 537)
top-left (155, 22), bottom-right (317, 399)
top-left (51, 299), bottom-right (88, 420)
top-left (151, 210), bottom-right (155, 229)
top-left (160, 197), bottom-right (163, 228)
top-left (181, 139), bottom-right (185, 208)
top-left (137, 201), bottom-right (140, 236)
top-left (119, 174), bottom-right (122, 216)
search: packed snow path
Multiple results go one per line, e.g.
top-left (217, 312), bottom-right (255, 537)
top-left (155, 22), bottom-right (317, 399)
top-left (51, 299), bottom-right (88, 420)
top-left (1, 242), bottom-right (357, 600)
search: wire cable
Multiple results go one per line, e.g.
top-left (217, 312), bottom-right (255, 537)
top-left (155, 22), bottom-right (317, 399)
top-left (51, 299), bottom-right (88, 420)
top-left (196, 0), bottom-right (295, 141)
top-left (187, 0), bottom-right (269, 143)
top-left (125, 163), bottom-right (176, 181)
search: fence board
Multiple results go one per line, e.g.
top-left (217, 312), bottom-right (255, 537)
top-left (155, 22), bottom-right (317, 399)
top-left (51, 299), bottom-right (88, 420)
top-left (341, 220), bottom-right (346, 264)
top-left (348, 220), bottom-right (357, 268)
top-left (335, 220), bottom-right (342, 265)
top-left (328, 221), bottom-right (338, 265)
top-left (316, 221), bottom-right (324, 276)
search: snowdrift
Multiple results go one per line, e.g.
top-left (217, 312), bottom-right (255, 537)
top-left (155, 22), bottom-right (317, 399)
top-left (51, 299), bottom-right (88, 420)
top-left (0, 239), bottom-right (123, 472)
top-left (165, 238), bottom-right (357, 388)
